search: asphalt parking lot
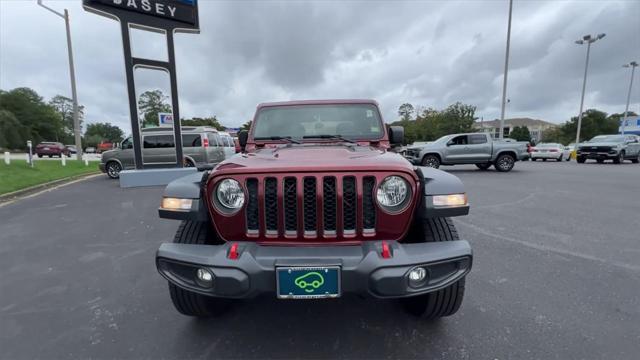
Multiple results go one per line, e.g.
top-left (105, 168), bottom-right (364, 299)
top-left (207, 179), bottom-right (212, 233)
top-left (1, 160), bottom-right (639, 359)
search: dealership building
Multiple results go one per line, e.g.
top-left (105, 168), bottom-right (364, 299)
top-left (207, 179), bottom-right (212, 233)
top-left (475, 118), bottom-right (558, 142)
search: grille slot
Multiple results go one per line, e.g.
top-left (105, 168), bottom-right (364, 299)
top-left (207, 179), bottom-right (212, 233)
top-left (284, 177), bottom-right (297, 234)
top-left (363, 176), bottom-right (376, 231)
top-left (343, 176), bottom-right (357, 233)
top-left (246, 178), bottom-right (259, 233)
top-left (303, 177), bottom-right (317, 234)
top-left (323, 177), bottom-right (337, 233)
top-left (264, 178), bottom-right (278, 233)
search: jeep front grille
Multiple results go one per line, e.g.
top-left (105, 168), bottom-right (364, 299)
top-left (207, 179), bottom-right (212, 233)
top-left (244, 174), bottom-right (378, 238)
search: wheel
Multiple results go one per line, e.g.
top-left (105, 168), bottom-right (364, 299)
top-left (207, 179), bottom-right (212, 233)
top-left (494, 153), bottom-right (515, 172)
top-left (421, 154), bottom-right (440, 169)
top-left (48, 154), bottom-right (52, 158)
top-left (183, 158), bottom-right (195, 167)
top-left (632, 153), bottom-right (639, 164)
top-left (542, 158), bottom-right (547, 162)
top-left (37, 154), bottom-right (42, 158)
top-left (169, 221), bottom-right (229, 317)
top-left (475, 163), bottom-right (491, 170)
top-left (401, 218), bottom-right (466, 320)
top-left (566, 155), bottom-right (571, 161)
top-left (613, 151), bottom-right (624, 164)
top-left (557, 155), bottom-right (563, 162)
top-left (577, 156), bottom-right (586, 163)
top-left (105, 161), bottom-right (122, 179)
top-left (596, 159), bottom-right (604, 164)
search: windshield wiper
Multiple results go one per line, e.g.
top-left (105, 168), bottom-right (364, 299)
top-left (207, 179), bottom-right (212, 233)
top-left (303, 134), bottom-right (356, 143)
top-left (254, 136), bottom-right (301, 144)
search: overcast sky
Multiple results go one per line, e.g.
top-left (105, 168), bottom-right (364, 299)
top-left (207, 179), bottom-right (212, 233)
top-left (1, 0), bottom-right (639, 134)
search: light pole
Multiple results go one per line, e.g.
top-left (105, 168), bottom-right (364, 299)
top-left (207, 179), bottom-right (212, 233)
top-left (499, 0), bottom-right (513, 139)
top-left (37, 0), bottom-right (83, 161)
top-left (621, 61), bottom-right (638, 135)
top-left (573, 33), bottom-right (605, 147)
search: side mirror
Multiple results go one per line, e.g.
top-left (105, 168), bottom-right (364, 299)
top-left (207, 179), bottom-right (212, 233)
top-left (446, 141), bottom-right (453, 146)
top-left (238, 130), bottom-right (249, 151)
top-left (388, 126), bottom-right (404, 145)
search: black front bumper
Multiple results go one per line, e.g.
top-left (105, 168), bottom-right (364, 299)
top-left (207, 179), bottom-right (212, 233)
top-left (156, 240), bottom-right (472, 299)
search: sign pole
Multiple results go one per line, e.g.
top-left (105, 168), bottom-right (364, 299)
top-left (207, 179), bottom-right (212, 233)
top-left (120, 22), bottom-right (144, 170)
top-left (167, 30), bottom-right (184, 167)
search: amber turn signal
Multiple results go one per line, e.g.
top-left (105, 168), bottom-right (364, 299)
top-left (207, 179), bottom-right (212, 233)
top-left (432, 194), bottom-right (467, 207)
top-left (161, 197), bottom-right (193, 211)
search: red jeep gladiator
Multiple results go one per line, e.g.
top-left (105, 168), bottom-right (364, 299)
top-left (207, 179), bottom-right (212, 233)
top-left (156, 100), bottom-right (472, 319)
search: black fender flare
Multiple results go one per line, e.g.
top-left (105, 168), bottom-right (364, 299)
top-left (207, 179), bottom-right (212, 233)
top-left (414, 166), bottom-right (469, 218)
top-left (158, 171), bottom-right (211, 221)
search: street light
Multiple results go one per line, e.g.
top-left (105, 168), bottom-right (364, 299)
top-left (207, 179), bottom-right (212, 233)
top-left (621, 61), bottom-right (638, 135)
top-left (37, 0), bottom-right (83, 161)
top-left (499, 0), bottom-right (513, 140)
top-left (573, 33), bottom-right (605, 148)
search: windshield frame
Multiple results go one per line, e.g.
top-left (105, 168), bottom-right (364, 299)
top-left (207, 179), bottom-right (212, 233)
top-left (250, 103), bottom-right (386, 144)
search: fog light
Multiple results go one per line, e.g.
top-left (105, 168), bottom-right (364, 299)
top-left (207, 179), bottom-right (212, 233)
top-left (196, 268), bottom-right (214, 287)
top-left (408, 267), bottom-right (427, 287)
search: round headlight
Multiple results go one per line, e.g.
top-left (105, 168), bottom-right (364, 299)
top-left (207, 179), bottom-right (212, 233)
top-left (376, 176), bottom-right (410, 211)
top-left (215, 179), bottom-right (245, 212)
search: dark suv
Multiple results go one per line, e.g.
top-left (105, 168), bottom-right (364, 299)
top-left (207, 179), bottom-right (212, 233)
top-left (155, 100), bottom-right (473, 320)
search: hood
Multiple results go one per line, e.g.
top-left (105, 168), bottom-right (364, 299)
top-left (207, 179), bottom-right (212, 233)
top-left (579, 142), bottom-right (621, 148)
top-left (101, 149), bottom-right (119, 158)
top-left (215, 144), bottom-right (415, 175)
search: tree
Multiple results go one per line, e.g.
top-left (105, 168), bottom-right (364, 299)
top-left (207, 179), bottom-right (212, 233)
top-left (240, 120), bottom-right (252, 131)
top-left (49, 95), bottom-right (85, 142)
top-left (390, 102), bottom-right (477, 144)
top-left (181, 116), bottom-right (224, 130)
top-left (84, 122), bottom-right (124, 143)
top-left (0, 87), bottom-right (63, 147)
top-left (509, 126), bottom-right (531, 141)
top-left (138, 90), bottom-right (171, 128)
top-left (398, 103), bottom-right (415, 121)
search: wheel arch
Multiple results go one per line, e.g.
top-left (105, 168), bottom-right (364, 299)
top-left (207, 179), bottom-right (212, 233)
top-left (495, 150), bottom-right (517, 161)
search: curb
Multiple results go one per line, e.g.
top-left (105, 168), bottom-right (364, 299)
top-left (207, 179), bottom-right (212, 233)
top-left (0, 172), bottom-right (102, 204)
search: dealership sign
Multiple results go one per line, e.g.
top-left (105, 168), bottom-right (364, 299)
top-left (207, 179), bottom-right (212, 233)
top-left (159, 112), bottom-right (174, 127)
top-left (85, 0), bottom-right (198, 27)
top-left (619, 115), bottom-right (640, 135)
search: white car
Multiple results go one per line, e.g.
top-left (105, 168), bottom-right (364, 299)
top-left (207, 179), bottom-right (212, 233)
top-left (531, 143), bottom-right (571, 161)
top-left (218, 131), bottom-right (237, 159)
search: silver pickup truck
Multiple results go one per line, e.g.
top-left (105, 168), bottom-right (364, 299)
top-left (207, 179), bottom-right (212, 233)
top-left (403, 132), bottom-right (529, 172)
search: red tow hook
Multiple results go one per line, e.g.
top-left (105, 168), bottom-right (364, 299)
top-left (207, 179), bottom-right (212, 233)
top-left (228, 243), bottom-right (239, 260)
top-left (381, 241), bottom-right (392, 259)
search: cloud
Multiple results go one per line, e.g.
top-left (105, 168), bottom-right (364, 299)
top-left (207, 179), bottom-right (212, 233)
top-left (1, 0), bottom-right (638, 134)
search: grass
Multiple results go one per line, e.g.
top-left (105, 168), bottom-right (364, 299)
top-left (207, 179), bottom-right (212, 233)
top-left (0, 160), bottom-right (100, 195)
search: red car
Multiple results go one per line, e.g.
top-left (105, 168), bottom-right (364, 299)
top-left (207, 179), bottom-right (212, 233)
top-left (156, 100), bottom-right (473, 320)
top-left (35, 142), bottom-right (65, 158)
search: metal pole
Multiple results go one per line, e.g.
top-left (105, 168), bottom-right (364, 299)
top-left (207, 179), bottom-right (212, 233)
top-left (499, 0), bottom-right (513, 140)
top-left (37, 1), bottom-right (83, 161)
top-left (621, 62), bottom-right (637, 135)
top-left (64, 10), bottom-right (83, 161)
top-left (575, 41), bottom-right (591, 147)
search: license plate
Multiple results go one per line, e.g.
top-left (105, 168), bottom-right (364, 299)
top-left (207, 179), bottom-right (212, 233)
top-left (276, 266), bottom-right (340, 299)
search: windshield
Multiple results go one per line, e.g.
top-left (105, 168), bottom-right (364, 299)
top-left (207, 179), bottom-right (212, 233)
top-left (252, 104), bottom-right (383, 140)
top-left (433, 135), bottom-right (453, 144)
top-left (537, 143), bottom-right (560, 148)
top-left (588, 135), bottom-right (624, 143)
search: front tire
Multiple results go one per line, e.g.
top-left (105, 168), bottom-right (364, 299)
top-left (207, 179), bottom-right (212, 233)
top-left (495, 153), bottom-right (515, 172)
top-left (613, 151), bottom-right (624, 164)
top-left (105, 161), bottom-right (122, 179)
top-left (169, 221), bottom-right (229, 317)
top-left (401, 218), bottom-right (466, 320)
top-left (631, 153), bottom-right (639, 164)
top-left (557, 155), bottom-right (563, 162)
top-left (421, 154), bottom-right (440, 169)
top-left (577, 156), bottom-right (586, 163)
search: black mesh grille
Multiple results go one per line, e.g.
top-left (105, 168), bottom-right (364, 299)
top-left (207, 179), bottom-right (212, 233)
top-left (303, 177), bottom-right (317, 232)
top-left (343, 176), bottom-right (356, 231)
top-left (264, 178), bottom-right (278, 232)
top-left (323, 177), bottom-right (337, 231)
top-left (284, 178), bottom-right (297, 232)
top-left (246, 178), bottom-right (259, 231)
top-left (363, 177), bottom-right (376, 229)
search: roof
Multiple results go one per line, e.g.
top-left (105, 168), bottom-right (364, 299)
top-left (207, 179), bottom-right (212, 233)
top-left (476, 118), bottom-right (558, 128)
top-left (257, 99), bottom-right (379, 108)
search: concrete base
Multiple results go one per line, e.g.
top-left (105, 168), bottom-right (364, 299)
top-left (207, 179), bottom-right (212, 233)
top-left (119, 168), bottom-right (197, 188)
